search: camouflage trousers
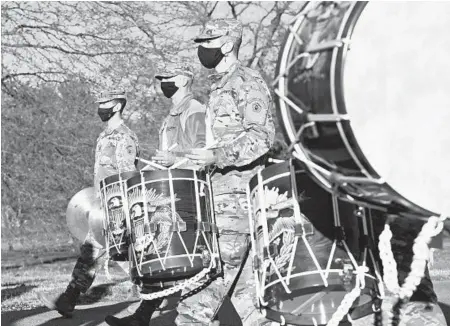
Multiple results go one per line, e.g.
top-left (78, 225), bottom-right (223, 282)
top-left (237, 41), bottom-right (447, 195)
top-left (175, 193), bottom-right (263, 326)
top-left (69, 229), bottom-right (108, 293)
top-left (255, 300), bottom-right (447, 326)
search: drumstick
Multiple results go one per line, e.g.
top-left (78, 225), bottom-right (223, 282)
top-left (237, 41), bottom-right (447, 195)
top-left (169, 141), bottom-right (220, 170)
top-left (168, 143), bottom-right (178, 152)
top-left (139, 158), bottom-right (166, 170)
top-left (141, 143), bottom-right (180, 170)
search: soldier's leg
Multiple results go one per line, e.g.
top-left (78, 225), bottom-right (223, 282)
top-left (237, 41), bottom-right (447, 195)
top-left (176, 233), bottom-right (249, 325)
top-left (105, 283), bottom-right (181, 326)
top-left (39, 230), bottom-right (106, 317)
top-left (69, 230), bottom-right (107, 292)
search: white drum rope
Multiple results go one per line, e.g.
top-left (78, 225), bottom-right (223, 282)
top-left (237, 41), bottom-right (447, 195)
top-left (139, 264), bottom-right (213, 300)
top-left (378, 215), bottom-right (447, 325)
top-left (326, 265), bottom-right (369, 326)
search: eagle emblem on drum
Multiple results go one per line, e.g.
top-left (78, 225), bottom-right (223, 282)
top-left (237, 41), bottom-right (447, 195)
top-left (253, 186), bottom-right (313, 276)
top-left (128, 187), bottom-right (184, 255)
top-left (105, 184), bottom-right (127, 236)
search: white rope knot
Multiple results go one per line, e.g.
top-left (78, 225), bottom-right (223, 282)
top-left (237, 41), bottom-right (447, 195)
top-left (378, 224), bottom-right (400, 293)
top-left (379, 215), bottom-right (447, 325)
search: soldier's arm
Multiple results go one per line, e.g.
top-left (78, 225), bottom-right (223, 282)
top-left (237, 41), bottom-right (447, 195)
top-left (185, 112), bottom-right (206, 149)
top-left (214, 78), bottom-right (275, 168)
top-left (115, 134), bottom-right (138, 172)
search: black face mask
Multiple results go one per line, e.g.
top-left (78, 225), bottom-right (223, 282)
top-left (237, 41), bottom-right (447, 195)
top-left (161, 81), bottom-right (179, 98)
top-left (97, 104), bottom-right (118, 122)
top-left (197, 45), bottom-right (224, 69)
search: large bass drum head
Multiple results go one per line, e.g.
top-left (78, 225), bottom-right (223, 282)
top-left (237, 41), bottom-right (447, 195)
top-left (343, 2), bottom-right (450, 216)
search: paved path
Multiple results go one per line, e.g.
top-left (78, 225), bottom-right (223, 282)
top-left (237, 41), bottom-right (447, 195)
top-left (3, 281), bottom-right (450, 326)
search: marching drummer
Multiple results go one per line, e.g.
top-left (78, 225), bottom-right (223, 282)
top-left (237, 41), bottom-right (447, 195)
top-left (39, 89), bottom-right (141, 317)
top-left (104, 63), bottom-right (207, 326)
top-left (151, 61), bottom-right (206, 168)
top-left (176, 18), bottom-right (275, 325)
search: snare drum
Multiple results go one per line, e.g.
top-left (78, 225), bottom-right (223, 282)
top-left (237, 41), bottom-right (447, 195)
top-left (275, 1), bottom-right (450, 217)
top-left (248, 161), bottom-right (383, 325)
top-left (99, 171), bottom-right (139, 261)
top-left (126, 169), bottom-right (219, 284)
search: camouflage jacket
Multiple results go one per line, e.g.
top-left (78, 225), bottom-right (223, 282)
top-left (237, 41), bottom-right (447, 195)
top-left (159, 94), bottom-right (206, 151)
top-left (93, 122), bottom-right (140, 197)
top-left (206, 61), bottom-right (275, 195)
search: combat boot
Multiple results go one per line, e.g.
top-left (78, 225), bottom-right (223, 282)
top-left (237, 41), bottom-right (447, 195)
top-left (105, 298), bottom-right (163, 326)
top-left (38, 284), bottom-right (81, 317)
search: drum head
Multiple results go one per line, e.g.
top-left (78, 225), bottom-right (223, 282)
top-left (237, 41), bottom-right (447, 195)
top-left (344, 2), bottom-right (450, 216)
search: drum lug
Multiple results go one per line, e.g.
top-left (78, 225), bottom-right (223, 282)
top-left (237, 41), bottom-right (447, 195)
top-left (170, 221), bottom-right (187, 232)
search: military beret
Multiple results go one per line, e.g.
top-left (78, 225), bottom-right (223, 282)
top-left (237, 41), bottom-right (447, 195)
top-left (194, 18), bottom-right (243, 43)
top-left (155, 62), bottom-right (194, 80)
top-left (95, 89), bottom-right (126, 103)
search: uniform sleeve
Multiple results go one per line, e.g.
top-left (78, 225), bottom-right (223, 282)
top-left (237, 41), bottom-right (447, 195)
top-left (93, 142), bottom-right (102, 198)
top-left (214, 77), bottom-right (275, 168)
top-left (185, 112), bottom-right (206, 149)
top-left (115, 134), bottom-right (138, 173)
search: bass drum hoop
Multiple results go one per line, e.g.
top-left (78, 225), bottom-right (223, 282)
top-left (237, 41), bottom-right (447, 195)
top-left (275, 2), bottom-right (436, 216)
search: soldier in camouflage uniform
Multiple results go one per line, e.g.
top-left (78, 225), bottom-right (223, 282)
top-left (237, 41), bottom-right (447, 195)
top-left (176, 18), bottom-right (275, 326)
top-left (104, 63), bottom-right (207, 326)
top-left (152, 62), bottom-right (206, 168)
top-left (39, 90), bottom-right (141, 318)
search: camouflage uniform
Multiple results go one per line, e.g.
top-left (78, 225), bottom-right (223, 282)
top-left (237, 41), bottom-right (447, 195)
top-left (103, 67), bottom-right (206, 326)
top-left (155, 62), bottom-right (206, 165)
top-left (176, 19), bottom-right (275, 326)
top-left (72, 90), bottom-right (140, 293)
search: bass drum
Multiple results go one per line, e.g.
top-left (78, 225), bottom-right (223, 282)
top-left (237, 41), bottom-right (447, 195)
top-left (275, 1), bottom-right (450, 218)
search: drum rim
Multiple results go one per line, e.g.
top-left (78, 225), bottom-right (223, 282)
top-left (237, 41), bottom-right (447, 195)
top-left (126, 169), bottom-right (207, 187)
top-left (275, 2), bottom-right (437, 215)
top-left (102, 171), bottom-right (140, 187)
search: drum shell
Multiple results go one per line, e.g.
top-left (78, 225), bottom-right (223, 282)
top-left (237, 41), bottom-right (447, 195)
top-left (126, 169), bottom-right (216, 283)
top-left (249, 161), bottom-right (381, 324)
